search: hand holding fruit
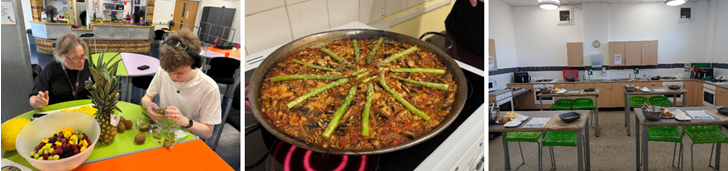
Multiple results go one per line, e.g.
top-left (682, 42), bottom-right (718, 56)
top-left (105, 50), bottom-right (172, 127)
top-left (164, 106), bottom-right (190, 127)
top-left (145, 102), bottom-right (164, 120)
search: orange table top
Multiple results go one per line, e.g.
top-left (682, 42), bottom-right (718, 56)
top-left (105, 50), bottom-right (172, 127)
top-left (208, 47), bottom-right (241, 58)
top-left (73, 140), bottom-right (234, 171)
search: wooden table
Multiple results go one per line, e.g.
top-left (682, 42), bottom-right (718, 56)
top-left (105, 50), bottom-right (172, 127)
top-left (489, 110), bottom-right (591, 171)
top-left (634, 106), bottom-right (727, 171)
top-left (537, 89), bottom-right (601, 137)
top-left (624, 87), bottom-right (688, 136)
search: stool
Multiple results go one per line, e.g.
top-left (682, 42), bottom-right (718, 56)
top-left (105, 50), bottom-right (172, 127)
top-left (540, 131), bottom-right (577, 171)
top-left (685, 125), bottom-right (728, 171)
top-left (505, 132), bottom-right (543, 171)
top-left (649, 96), bottom-right (674, 107)
top-left (550, 99), bottom-right (574, 110)
top-left (647, 126), bottom-right (683, 170)
top-left (631, 96), bottom-right (648, 107)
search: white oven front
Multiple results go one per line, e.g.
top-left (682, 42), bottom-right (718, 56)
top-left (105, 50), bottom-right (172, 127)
top-left (533, 84), bottom-right (555, 105)
top-left (704, 84), bottom-right (716, 106)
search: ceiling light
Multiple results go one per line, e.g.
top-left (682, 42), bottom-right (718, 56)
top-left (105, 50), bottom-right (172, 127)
top-left (539, 0), bottom-right (561, 10)
top-left (665, 0), bottom-right (686, 6)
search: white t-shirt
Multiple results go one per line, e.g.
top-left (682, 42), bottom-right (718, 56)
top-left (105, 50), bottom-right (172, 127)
top-left (146, 68), bottom-right (222, 125)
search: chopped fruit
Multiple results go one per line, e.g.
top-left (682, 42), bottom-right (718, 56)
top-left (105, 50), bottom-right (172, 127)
top-left (30, 127), bottom-right (90, 161)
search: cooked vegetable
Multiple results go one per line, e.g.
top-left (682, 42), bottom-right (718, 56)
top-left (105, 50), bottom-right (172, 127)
top-left (271, 74), bottom-right (344, 82)
top-left (362, 83), bottom-right (374, 136)
top-left (377, 46), bottom-right (418, 66)
top-left (379, 72), bottom-right (430, 120)
top-left (322, 86), bottom-right (357, 139)
top-left (321, 48), bottom-right (355, 68)
top-left (353, 40), bottom-right (361, 62)
top-left (292, 59), bottom-right (336, 71)
top-left (390, 68), bottom-right (446, 75)
top-left (286, 78), bottom-right (349, 108)
top-left (392, 76), bottom-right (449, 91)
top-left (366, 37), bottom-right (383, 64)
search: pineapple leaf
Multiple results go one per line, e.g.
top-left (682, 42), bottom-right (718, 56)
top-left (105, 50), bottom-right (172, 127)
top-left (113, 106), bottom-right (123, 113)
top-left (97, 46), bottom-right (109, 69)
top-left (89, 67), bottom-right (106, 87)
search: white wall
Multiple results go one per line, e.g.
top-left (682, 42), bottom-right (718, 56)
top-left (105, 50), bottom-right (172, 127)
top-left (608, 2), bottom-right (710, 64)
top-left (710, 0), bottom-right (728, 63)
top-left (489, 0), bottom-right (518, 69)
top-left (244, 0), bottom-right (431, 54)
top-left (152, 0), bottom-right (176, 24)
top-left (512, 5), bottom-right (584, 67)
top-left (22, 0), bottom-right (32, 30)
top-left (582, 3), bottom-right (609, 66)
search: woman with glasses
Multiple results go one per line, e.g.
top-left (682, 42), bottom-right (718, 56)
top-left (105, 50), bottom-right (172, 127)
top-left (29, 33), bottom-right (93, 109)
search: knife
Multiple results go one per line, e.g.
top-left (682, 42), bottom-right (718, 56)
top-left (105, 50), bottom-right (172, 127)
top-left (142, 111), bottom-right (167, 129)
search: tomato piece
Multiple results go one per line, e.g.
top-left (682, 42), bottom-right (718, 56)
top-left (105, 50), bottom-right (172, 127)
top-left (393, 140), bottom-right (399, 145)
top-left (403, 120), bottom-right (410, 128)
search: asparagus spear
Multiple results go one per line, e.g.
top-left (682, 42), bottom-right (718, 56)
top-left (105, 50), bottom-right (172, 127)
top-left (379, 72), bottom-right (430, 120)
top-left (292, 59), bottom-right (335, 71)
top-left (353, 40), bottom-right (361, 62)
top-left (366, 37), bottom-right (384, 64)
top-left (287, 78), bottom-right (350, 108)
top-left (349, 69), bottom-right (368, 77)
top-left (390, 68), bottom-right (446, 75)
top-left (271, 74), bottom-right (344, 82)
top-left (321, 48), bottom-right (355, 68)
top-left (322, 86), bottom-right (358, 139)
top-left (362, 76), bottom-right (378, 83)
top-left (377, 46), bottom-right (418, 67)
top-left (362, 82), bottom-right (373, 136)
top-left (392, 76), bottom-right (449, 91)
top-left (356, 71), bottom-right (370, 79)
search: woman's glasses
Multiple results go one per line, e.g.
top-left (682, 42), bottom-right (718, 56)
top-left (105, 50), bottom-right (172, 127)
top-left (65, 55), bottom-right (86, 63)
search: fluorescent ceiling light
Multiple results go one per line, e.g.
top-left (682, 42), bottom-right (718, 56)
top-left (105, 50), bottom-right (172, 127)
top-left (665, 0), bottom-right (686, 6)
top-left (539, 0), bottom-right (560, 10)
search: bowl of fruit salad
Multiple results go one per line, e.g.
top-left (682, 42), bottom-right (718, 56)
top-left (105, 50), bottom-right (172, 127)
top-left (15, 111), bottom-right (100, 170)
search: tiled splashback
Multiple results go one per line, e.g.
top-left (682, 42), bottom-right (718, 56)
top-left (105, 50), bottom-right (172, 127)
top-left (245, 0), bottom-right (434, 55)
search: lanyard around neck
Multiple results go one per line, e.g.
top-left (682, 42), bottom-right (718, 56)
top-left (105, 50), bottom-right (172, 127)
top-left (61, 65), bottom-right (81, 99)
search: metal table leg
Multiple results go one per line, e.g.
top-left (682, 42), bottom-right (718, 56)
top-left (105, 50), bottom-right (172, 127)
top-left (503, 132), bottom-right (511, 171)
top-left (626, 94), bottom-right (631, 136)
top-left (540, 96), bottom-right (544, 111)
top-left (586, 116), bottom-right (591, 171)
top-left (636, 115), bottom-right (640, 171)
top-left (577, 130), bottom-right (584, 171)
top-left (127, 77), bottom-right (134, 103)
top-left (716, 127), bottom-right (722, 170)
top-left (642, 125), bottom-right (649, 171)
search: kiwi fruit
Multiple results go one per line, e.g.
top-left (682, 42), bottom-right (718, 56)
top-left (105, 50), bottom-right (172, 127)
top-left (139, 122), bottom-right (150, 131)
top-left (120, 116), bottom-right (126, 123)
top-left (163, 140), bottom-right (173, 148)
top-left (117, 123), bottom-right (126, 133)
top-left (134, 133), bottom-right (146, 144)
top-left (125, 120), bottom-right (133, 130)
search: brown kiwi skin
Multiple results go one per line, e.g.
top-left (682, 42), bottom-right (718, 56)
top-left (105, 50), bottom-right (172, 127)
top-left (134, 133), bottom-right (146, 144)
top-left (125, 120), bottom-right (133, 130)
top-left (117, 123), bottom-right (126, 133)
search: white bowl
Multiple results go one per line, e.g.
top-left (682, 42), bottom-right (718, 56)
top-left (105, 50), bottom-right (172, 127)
top-left (15, 111), bottom-right (100, 171)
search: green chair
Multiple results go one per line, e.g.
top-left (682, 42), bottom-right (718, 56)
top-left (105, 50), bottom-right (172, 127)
top-left (550, 99), bottom-right (574, 110)
top-left (647, 126), bottom-right (683, 170)
top-left (649, 96), bottom-right (674, 107)
top-left (685, 125), bottom-right (728, 171)
top-left (540, 131), bottom-right (577, 171)
top-left (505, 132), bottom-right (543, 171)
top-left (630, 96), bottom-right (648, 107)
top-left (573, 98), bottom-right (595, 110)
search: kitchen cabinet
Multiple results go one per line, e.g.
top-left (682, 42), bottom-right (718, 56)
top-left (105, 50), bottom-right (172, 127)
top-left (613, 83), bottom-right (627, 108)
top-left (555, 83), bottom-right (574, 89)
top-left (508, 84), bottom-right (534, 110)
top-left (697, 83), bottom-right (704, 106)
top-left (567, 42), bottom-right (584, 67)
top-left (641, 40), bottom-right (658, 65)
top-left (626, 41), bottom-right (642, 66)
top-left (489, 39), bottom-right (497, 71)
top-left (717, 86), bottom-right (728, 97)
top-left (684, 81), bottom-right (697, 106)
top-left (716, 93), bottom-right (728, 107)
top-left (610, 42), bottom-right (626, 66)
top-left (596, 83), bottom-right (613, 107)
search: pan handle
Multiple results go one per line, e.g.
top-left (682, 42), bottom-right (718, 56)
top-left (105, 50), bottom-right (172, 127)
top-left (418, 31), bottom-right (454, 51)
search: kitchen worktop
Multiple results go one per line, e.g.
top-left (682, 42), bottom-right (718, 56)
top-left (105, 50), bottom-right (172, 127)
top-left (507, 78), bottom-right (728, 89)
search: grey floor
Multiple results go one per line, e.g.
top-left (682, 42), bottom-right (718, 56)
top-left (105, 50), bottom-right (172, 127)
top-left (489, 111), bottom-right (728, 171)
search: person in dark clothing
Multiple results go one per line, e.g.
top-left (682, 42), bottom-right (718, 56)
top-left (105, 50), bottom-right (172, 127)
top-left (445, 0), bottom-right (484, 58)
top-left (80, 11), bottom-right (87, 27)
top-left (29, 33), bottom-right (93, 108)
top-left (133, 10), bottom-right (145, 25)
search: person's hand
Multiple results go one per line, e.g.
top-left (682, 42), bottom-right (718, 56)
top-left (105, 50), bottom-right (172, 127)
top-left (469, 0), bottom-right (480, 7)
top-left (35, 91), bottom-right (49, 108)
top-left (164, 106), bottom-right (190, 127)
top-left (145, 102), bottom-right (164, 120)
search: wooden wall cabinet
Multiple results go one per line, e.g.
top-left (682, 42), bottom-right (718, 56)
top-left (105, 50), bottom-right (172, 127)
top-left (626, 41), bottom-right (642, 66)
top-left (567, 42), bottom-right (584, 67)
top-left (489, 39), bottom-right (498, 71)
top-left (610, 42), bottom-right (626, 66)
top-left (641, 40), bottom-right (658, 65)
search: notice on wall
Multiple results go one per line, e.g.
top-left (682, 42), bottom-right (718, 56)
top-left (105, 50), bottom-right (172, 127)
top-left (614, 54), bottom-right (623, 65)
top-left (489, 56), bottom-right (496, 70)
top-left (1, 2), bottom-right (16, 25)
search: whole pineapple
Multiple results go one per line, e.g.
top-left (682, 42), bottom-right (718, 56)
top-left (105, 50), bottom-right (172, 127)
top-left (85, 46), bottom-right (123, 144)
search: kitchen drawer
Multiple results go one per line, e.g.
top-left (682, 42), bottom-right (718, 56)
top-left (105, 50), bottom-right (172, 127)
top-left (573, 83), bottom-right (595, 89)
top-left (508, 84), bottom-right (533, 89)
top-left (718, 87), bottom-right (728, 97)
top-left (554, 83), bottom-right (574, 89)
top-left (596, 83), bottom-right (612, 90)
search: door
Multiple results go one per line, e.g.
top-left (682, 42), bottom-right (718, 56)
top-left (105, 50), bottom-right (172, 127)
top-left (610, 42), bottom-right (626, 66)
top-left (626, 41), bottom-right (642, 66)
top-left (172, 0), bottom-right (200, 32)
top-left (567, 42), bottom-right (584, 67)
top-left (641, 40), bottom-right (658, 65)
